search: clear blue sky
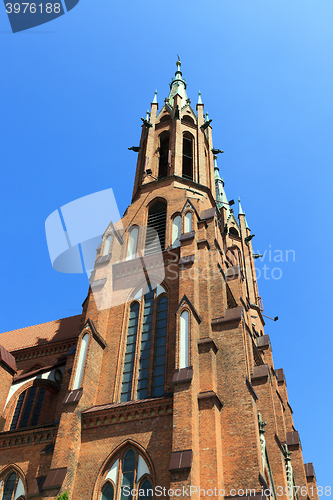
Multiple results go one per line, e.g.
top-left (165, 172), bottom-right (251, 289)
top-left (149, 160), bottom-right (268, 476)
top-left (1, 0), bottom-right (332, 487)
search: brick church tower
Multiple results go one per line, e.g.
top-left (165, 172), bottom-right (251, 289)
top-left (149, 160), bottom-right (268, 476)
top-left (0, 61), bottom-right (319, 500)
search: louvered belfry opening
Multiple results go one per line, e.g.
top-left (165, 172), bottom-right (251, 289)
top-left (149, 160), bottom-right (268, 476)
top-left (158, 133), bottom-right (169, 179)
top-left (182, 132), bottom-right (194, 180)
top-left (145, 201), bottom-right (167, 256)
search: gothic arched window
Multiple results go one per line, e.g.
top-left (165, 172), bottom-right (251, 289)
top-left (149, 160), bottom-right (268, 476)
top-left (10, 386), bottom-right (46, 430)
top-left (126, 227), bottom-right (139, 261)
top-left (120, 286), bottom-right (168, 402)
top-left (180, 310), bottom-right (189, 369)
top-left (182, 132), bottom-right (194, 180)
top-left (172, 215), bottom-right (181, 248)
top-left (145, 201), bottom-right (167, 255)
top-left (101, 483), bottom-right (114, 500)
top-left (0, 472), bottom-right (25, 500)
top-left (103, 235), bottom-right (113, 256)
top-left (73, 333), bottom-right (89, 390)
top-left (184, 212), bottom-right (192, 233)
top-left (100, 449), bottom-right (152, 500)
top-left (158, 132), bottom-right (169, 179)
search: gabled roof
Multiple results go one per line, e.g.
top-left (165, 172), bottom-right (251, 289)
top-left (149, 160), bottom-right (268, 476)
top-left (0, 315), bottom-right (81, 353)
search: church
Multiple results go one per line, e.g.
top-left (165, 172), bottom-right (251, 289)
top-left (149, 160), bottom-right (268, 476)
top-left (0, 61), bottom-right (318, 500)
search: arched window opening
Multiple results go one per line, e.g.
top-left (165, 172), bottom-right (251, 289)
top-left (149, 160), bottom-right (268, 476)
top-left (152, 296), bottom-right (168, 397)
top-left (229, 227), bottom-right (239, 237)
top-left (158, 133), bottom-right (169, 179)
top-left (145, 202), bottom-right (167, 256)
top-left (182, 132), bottom-right (194, 180)
top-left (101, 450), bottom-right (152, 500)
top-left (184, 212), bottom-right (192, 233)
top-left (180, 311), bottom-right (189, 369)
top-left (1, 472), bottom-right (25, 500)
top-left (137, 291), bottom-right (154, 400)
top-left (126, 227), bottom-right (139, 261)
top-left (172, 216), bottom-right (181, 248)
top-left (73, 333), bottom-right (89, 390)
top-left (120, 449), bottom-right (135, 500)
top-left (2, 472), bottom-right (16, 500)
top-left (10, 386), bottom-right (46, 430)
top-left (182, 115), bottom-right (195, 125)
top-left (103, 235), bottom-right (113, 256)
top-left (139, 479), bottom-right (153, 500)
top-left (121, 303), bottom-right (139, 402)
top-left (121, 286), bottom-right (167, 402)
top-left (101, 483), bottom-right (114, 500)
top-left (160, 114), bottom-right (171, 123)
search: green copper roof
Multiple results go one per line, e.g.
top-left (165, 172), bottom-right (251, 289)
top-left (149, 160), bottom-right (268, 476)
top-left (152, 90), bottom-right (158, 104)
top-left (197, 91), bottom-right (203, 105)
top-left (214, 156), bottom-right (230, 217)
top-left (168, 59), bottom-right (188, 107)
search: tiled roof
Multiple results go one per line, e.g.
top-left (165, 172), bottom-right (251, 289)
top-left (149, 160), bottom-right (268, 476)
top-left (0, 315), bottom-right (82, 353)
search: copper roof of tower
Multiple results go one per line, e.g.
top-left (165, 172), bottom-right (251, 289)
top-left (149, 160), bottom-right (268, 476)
top-left (0, 315), bottom-right (81, 352)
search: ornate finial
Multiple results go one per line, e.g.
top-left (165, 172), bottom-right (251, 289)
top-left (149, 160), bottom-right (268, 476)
top-left (197, 91), bottom-right (203, 105)
top-left (145, 110), bottom-right (150, 121)
top-left (205, 112), bottom-right (209, 122)
top-left (152, 90), bottom-right (158, 104)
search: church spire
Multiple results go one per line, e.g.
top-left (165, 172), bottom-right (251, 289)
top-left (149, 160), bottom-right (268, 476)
top-left (238, 197), bottom-right (249, 229)
top-left (168, 58), bottom-right (188, 107)
top-left (214, 155), bottom-right (230, 217)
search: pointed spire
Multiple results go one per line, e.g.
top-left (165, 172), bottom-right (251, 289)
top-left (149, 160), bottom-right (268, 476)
top-left (197, 91), bottom-right (203, 105)
top-left (205, 112), bottom-right (209, 122)
top-left (145, 110), bottom-right (150, 122)
top-left (152, 90), bottom-right (158, 104)
top-left (238, 197), bottom-right (249, 229)
top-left (214, 155), bottom-right (230, 217)
top-left (238, 198), bottom-right (245, 215)
top-left (168, 58), bottom-right (188, 107)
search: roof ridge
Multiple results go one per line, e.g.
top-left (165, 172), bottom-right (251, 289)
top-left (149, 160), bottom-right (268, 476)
top-left (0, 314), bottom-right (81, 335)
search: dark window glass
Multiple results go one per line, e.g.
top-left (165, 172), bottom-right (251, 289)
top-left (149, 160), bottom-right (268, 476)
top-left (121, 303), bottom-right (139, 402)
top-left (31, 388), bottom-right (45, 426)
top-left (152, 296), bottom-right (168, 397)
top-left (158, 134), bottom-right (169, 179)
top-left (20, 386), bottom-right (37, 428)
top-left (140, 479), bottom-right (153, 500)
top-left (101, 483), bottom-right (114, 500)
top-left (182, 133), bottom-right (194, 180)
top-left (10, 391), bottom-right (26, 430)
top-left (137, 292), bottom-right (154, 399)
top-left (121, 450), bottom-right (135, 500)
top-left (145, 202), bottom-right (167, 255)
top-left (2, 472), bottom-right (16, 500)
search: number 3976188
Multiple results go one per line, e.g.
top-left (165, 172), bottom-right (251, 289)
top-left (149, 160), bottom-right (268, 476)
top-left (5, 3), bottom-right (61, 13)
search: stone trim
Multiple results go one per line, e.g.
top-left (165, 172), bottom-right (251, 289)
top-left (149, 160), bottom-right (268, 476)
top-left (82, 397), bottom-right (173, 429)
top-left (211, 306), bottom-right (243, 326)
top-left (197, 337), bottom-right (218, 353)
top-left (198, 390), bottom-right (223, 410)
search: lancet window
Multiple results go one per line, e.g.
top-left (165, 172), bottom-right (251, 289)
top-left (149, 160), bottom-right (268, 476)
top-left (145, 202), bottom-right (167, 255)
top-left (120, 286), bottom-right (168, 402)
top-left (0, 471), bottom-right (25, 500)
top-left (158, 132), bottom-right (169, 179)
top-left (99, 448), bottom-right (153, 500)
top-left (182, 132), bottom-right (194, 180)
top-left (10, 386), bottom-right (46, 430)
